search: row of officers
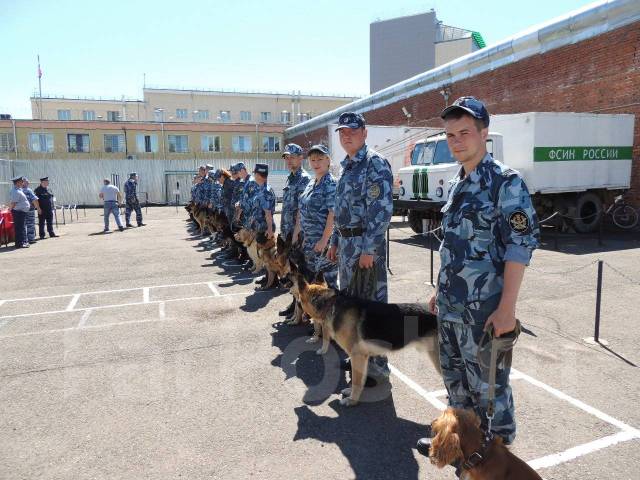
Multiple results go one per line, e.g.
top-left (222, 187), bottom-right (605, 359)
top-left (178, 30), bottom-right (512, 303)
top-left (8, 176), bottom-right (58, 248)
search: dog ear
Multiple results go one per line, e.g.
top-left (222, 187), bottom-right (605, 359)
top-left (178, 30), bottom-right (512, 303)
top-left (430, 410), bottom-right (463, 469)
top-left (314, 270), bottom-right (326, 285)
top-left (286, 231), bottom-right (293, 246)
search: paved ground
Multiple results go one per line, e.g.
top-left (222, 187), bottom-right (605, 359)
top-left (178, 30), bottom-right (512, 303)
top-left (1, 206), bottom-right (639, 480)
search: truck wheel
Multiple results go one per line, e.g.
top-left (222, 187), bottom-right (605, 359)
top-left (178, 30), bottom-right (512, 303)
top-left (572, 192), bottom-right (603, 233)
top-left (408, 211), bottom-right (424, 234)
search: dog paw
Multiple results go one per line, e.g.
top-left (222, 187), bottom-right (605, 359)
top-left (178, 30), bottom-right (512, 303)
top-left (341, 387), bottom-right (352, 397)
top-left (306, 336), bottom-right (320, 344)
top-left (339, 397), bottom-right (358, 407)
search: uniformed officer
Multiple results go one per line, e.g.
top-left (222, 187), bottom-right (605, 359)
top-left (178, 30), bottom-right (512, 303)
top-left (249, 164), bottom-right (276, 239)
top-left (279, 143), bottom-right (311, 316)
top-left (9, 176), bottom-right (31, 248)
top-left (231, 162), bottom-right (248, 225)
top-left (21, 178), bottom-right (41, 244)
top-left (209, 170), bottom-right (223, 212)
top-left (34, 177), bottom-right (57, 239)
top-left (327, 112), bottom-right (394, 383)
top-left (422, 97), bottom-right (540, 455)
top-left (293, 144), bottom-right (338, 291)
top-left (124, 172), bottom-right (145, 227)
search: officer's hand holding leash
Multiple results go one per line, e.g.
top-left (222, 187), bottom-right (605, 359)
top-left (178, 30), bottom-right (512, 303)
top-left (484, 307), bottom-right (517, 337)
top-left (358, 254), bottom-right (374, 269)
top-left (313, 238), bottom-right (328, 254)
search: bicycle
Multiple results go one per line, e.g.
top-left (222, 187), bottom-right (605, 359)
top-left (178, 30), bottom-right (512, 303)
top-left (605, 192), bottom-right (639, 230)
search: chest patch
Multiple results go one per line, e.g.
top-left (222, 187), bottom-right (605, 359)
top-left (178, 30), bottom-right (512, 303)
top-left (368, 184), bottom-right (381, 199)
top-left (508, 210), bottom-right (530, 233)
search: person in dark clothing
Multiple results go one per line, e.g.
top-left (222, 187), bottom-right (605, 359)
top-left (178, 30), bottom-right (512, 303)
top-left (34, 177), bottom-right (58, 239)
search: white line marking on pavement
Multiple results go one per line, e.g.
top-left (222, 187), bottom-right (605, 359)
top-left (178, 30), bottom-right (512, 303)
top-left (207, 282), bottom-right (221, 296)
top-left (66, 294), bottom-right (81, 312)
top-left (388, 364), bottom-right (448, 410)
top-left (0, 300), bottom-right (5, 309)
top-left (0, 291), bottom-right (253, 324)
top-left (77, 309), bottom-right (92, 328)
top-left (527, 431), bottom-right (639, 470)
top-left (159, 302), bottom-right (165, 319)
top-left (0, 276), bottom-right (253, 304)
top-left (512, 368), bottom-right (640, 437)
top-left (143, 287), bottom-right (150, 303)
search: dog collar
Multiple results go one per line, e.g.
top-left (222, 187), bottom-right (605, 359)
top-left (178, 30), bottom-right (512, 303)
top-left (461, 432), bottom-right (493, 470)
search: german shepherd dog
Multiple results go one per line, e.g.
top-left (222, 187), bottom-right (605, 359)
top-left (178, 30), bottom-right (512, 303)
top-left (287, 248), bottom-right (440, 406)
top-left (235, 228), bottom-right (265, 273)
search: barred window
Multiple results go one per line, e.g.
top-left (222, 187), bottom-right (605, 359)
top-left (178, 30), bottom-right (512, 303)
top-left (57, 109), bottom-right (71, 120)
top-left (0, 132), bottom-right (14, 152)
top-left (104, 134), bottom-right (125, 152)
top-left (136, 134), bottom-right (158, 153)
top-left (240, 111), bottom-right (251, 121)
top-left (201, 135), bottom-right (221, 152)
top-left (232, 135), bottom-right (251, 153)
top-left (168, 134), bottom-right (188, 153)
top-left (176, 108), bottom-right (188, 120)
top-left (260, 112), bottom-right (272, 122)
top-left (29, 133), bottom-right (54, 152)
top-left (83, 110), bottom-right (95, 121)
top-left (107, 111), bottom-right (120, 121)
top-left (262, 136), bottom-right (280, 152)
top-left (219, 110), bottom-right (231, 122)
top-left (67, 134), bottom-right (90, 152)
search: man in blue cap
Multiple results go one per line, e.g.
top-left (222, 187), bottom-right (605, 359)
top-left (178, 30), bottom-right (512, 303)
top-left (416, 97), bottom-right (540, 468)
top-left (279, 143), bottom-right (310, 315)
top-left (9, 176), bottom-right (31, 248)
top-left (327, 111), bottom-right (394, 385)
top-left (124, 172), bottom-right (145, 227)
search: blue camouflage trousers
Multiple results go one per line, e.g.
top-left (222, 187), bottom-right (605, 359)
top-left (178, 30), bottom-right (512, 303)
top-left (125, 198), bottom-right (142, 225)
top-left (337, 236), bottom-right (389, 378)
top-left (26, 210), bottom-right (36, 241)
top-left (438, 319), bottom-right (516, 444)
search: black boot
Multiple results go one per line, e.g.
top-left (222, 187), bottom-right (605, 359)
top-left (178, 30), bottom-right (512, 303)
top-left (279, 299), bottom-right (296, 316)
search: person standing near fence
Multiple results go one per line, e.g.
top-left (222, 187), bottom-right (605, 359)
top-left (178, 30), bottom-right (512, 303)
top-left (34, 177), bottom-right (57, 239)
top-left (124, 172), bottom-right (145, 228)
top-left (419, 98), bottom-right (540, 466)
top-left (99, 179), bottom-right (124, 233)
top-left (327, 112), bottom-right (394, 385)
top-left (21, 178), bottom-right (41, 244)
top-left (9, 176), bottom-right (31, 248)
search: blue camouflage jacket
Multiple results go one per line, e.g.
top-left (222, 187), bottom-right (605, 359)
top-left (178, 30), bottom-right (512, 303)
top-left (221, 178), bottom-right (235, 210)
top-left (299, 173), bottom-right (337, 247)
top-left (437, 153), bottom-right (540, 324)
top-left (240, 175), bottom-right (259, 225)
top-left (281, 167), bottom-right (310, 236)
top-left (124, 179), bottom-right (138, 201)
top-left (210, 182), bottom-right (222, 209)
top-left (249, 183), bottom-right (276, 232)
top-left (330, 144), bottom-right (393, 255)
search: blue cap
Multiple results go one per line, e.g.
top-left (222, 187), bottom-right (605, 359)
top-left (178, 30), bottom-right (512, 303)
top-left (308, 144), bottom-right (329, 156)
top-left (253, 163), bottom-right (269, 175)
top-left (235, 162), bottom-right (246, 171)
top-left (335, 112), bottom-right (365, 131)
top-left (213, 169), bottom-right (222, 180)
top-left (11, 175), bottom-right (23, 183)
top-left (282, 143), bottom-right (303, 157)
top-left (205, 163), bottom-right (214, 170)
top-left (229, 164), bottom-right (239, 173)
top-left (129, 172), bottom-right (137, 178)
top-left (441, 96), bottom-right (490, 127)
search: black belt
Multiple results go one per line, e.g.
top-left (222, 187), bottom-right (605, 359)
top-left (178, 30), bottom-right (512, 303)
top-left (338, 227), bottom-right (363, 238)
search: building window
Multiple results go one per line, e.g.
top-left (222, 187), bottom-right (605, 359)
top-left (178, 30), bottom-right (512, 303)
top-left (262, 136), bottom-right (280, 152)
top-left (201, 135), bottom-right (221, 152)
top-left (260, 112), bottom-right (272, 122)
top-left (82, 110), bottom-right (95, 121)
top-left (136, 134), bottom-right (158, 153)
top-left (176, 108), bottom-right (188, 120)
top-left (107, 111), bottom-right (120, 121)
top-left (168, 134), bottom-right (188, 153)
top-left (240, 111), bottom-right (252, 122)
top-left (193, 110), bottom-right (209, 121)
top-left (29, 133), bottom-right (54, 152)
top-left (280, 111), bottom-right (291, 124)
top-left (67, 134), bottom-right (90, 153)
top-left (104, 134), bottom-right (125, 152)
top-left (219, 110), bottom-right (231, 122)
top-left (299, 113), bottom-right (310, 122)
top-left (232, 135), bottom-right (252, 153)
top-left (0, 132), bottom-right (15, 152)
top-left (57, 109), bottom-right (71, 120)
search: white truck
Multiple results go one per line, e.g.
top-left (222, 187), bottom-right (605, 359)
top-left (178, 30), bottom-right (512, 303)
top-left (395, 112), bottom-right (635, 233)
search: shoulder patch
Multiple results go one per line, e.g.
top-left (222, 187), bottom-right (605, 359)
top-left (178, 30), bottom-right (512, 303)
top-left (508, 210), bottom-right (530, 234)
top-left (368, 184), bottom-right (381, 199)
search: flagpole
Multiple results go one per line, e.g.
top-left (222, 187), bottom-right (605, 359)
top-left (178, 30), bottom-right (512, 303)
top-left (38, 54), bottom-right (45, 159)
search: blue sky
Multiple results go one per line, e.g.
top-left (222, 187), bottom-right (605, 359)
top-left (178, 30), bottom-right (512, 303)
top-left (1, 0), bottom-right (598, 118)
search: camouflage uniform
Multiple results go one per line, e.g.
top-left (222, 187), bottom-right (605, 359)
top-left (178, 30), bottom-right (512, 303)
top-left (249, 183), bottom-right (276, 233)
top-left (240, 175), bottom-right (259, 228)
top-left (299, 172), bottom-right (338, 288)
top-left (210, 179), bottom-right (222, 212)
top-left (22, 186), bottom-right (38, 242)
top-left (330, 144), bottom-right (393, 301)
top-left (231, 174), bottom-right (247, 226)
top-left (437, 153), bottom-right (540, 444)
top-left (221, 177), bottom-right (235, 227)
top-left (124, 178), bottom-right (143, 225)
top-left (200, 176), bottom-right (213, 207)
top-left (281, 167), bottom-right (310, 238)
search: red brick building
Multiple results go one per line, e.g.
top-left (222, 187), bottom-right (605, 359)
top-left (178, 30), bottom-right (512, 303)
top-left (285, 1), bottom-right (640, 206)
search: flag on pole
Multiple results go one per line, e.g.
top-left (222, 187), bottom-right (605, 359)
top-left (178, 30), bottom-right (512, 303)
top-left (37, 55), bottom-right (42, 78)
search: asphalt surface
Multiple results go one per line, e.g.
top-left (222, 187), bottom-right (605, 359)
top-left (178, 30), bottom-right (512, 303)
top-left (1, 206), bottom-right (639, 480)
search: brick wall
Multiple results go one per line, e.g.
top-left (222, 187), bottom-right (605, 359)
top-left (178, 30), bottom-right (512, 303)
top-left (287, 21), bottom-right (640, 206)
